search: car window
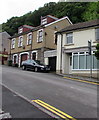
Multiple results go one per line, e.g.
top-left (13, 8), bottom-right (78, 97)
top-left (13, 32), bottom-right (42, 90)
top-left (26, 60), bottom-right (30, 63)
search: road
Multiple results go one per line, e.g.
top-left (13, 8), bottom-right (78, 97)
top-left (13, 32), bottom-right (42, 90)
top-left (1, 65), bottom-right (98, 119)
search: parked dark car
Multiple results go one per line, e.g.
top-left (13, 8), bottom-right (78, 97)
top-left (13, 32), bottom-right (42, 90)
top-left (21, 59), bottom-right (50, 72)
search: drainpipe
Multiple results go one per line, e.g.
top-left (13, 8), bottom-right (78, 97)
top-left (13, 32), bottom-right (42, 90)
top-left (58, 32), bottom-right (63, 74)
top-left (60, 33), bottom-right (63, 74)
top-left (9, 38), bottom-right (11, 60)
top-left (30, 31), bottom-right (33, 59)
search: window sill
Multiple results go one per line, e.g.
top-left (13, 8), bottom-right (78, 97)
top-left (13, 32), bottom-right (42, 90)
top-left (11, 48), bottom-right (15, 50)
top-left (64, 43), bottom-right (74, 46)
top-left (93, 40), bottom-right (99, 43)
top-left (27, 44), bottom-right (31, 46)
top-left (37, 41), bottom-right (42, 43)
top-left (18, 46), bottom-right (22, 48)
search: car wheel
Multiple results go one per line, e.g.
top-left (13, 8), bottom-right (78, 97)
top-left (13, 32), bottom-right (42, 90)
top-left (34, 67), bottom-right (38, 72)
top-left (22, 65), bottom-right (26, 70)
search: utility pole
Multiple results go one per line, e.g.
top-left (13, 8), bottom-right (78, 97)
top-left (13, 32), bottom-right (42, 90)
top-left (88, 40), bottom-right (92, 79)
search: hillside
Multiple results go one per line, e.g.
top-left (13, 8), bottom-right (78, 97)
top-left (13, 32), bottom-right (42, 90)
top-left (2, 2), bottom-right (99, 36)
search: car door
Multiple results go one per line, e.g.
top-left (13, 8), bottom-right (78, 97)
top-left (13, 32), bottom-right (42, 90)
top-left (29, 60), bottom-right (35, 70)
top-left (25, 60), bottom-right (31, 69)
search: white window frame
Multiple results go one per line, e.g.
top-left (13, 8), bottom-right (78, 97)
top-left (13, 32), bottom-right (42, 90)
top-left (31, 51), bottom-right (37, 60)
top-left (18, 36), bottom-right (23, 47)
top-left (13, 54), bottom-right (18, 64)
top-left (37, 29), bottom-right (43, 43)
top-left (66, 33), bottom-right (73, 44)
top-left (41, 18), bottom-right (47, 25)
top-left (27, 33), bottom-right (32, 45)
top-left (18, 28), bottom-right (23, 34)
top-left (11, 38), bottom-right (15, 49)
top-left (72, 51), bottom-right (98, 70)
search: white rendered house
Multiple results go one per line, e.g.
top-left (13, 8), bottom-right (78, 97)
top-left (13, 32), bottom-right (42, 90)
top-left (56, 19), bottom-right (99, 78)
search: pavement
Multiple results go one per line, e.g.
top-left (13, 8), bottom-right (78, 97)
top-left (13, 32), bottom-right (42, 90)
top-left (56, 73), bottom-right (99, 83)
top-left (2, 85), bottom-right (54, 119)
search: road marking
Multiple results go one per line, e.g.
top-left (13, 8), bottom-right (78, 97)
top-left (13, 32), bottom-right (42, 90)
top-left (32, 99), bottom-right (76, 120)
top-left (63, 77), bottom-right (99, 85)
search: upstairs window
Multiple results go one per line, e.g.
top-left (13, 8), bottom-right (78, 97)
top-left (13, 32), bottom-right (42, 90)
top-left (18, 28), bottom-right (23, 34)
top-left (66, 33), bottom-right (73, 44)
top-left (11, 38), bottom-right (15, 49)
top-left (18, 36), bottom-right (23, 47)
top-left (41, 18), bottom-right (47, 25)
top-left (27, 33), bottom-right (32, 45)
top-left (95, 28), bottom-right (99, 41)
top-left (37, 29), bottom-right (43, 43)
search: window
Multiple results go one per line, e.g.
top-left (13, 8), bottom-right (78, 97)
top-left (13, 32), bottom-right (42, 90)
top-left (41, 18), bottom-right (47, 25)
top-left (93, 55), bottom-right (98, 69)
top-left (27, 33), bottom-right (32, 45)
top-left (18, 28), bottom-right (23, 34)
top-left (95, 28), bottom-right (99, 41)
top-left (73, 52), bottom-right (99, 70)
top-left (32, 52), bottom-right (36, 60)
top-left (18, 36), bottom-right (23, 47)
top-left (11, 38), bottom-right (15, 49)
top-left (79, 55), bottom-right (85, 69)
top-left (66, 33), bottom-right (73, 44)
top-left (73, 55), bottom-right (78, 69)
top-left (86, 55), bottom-right (90, 69)
top-left (37, 29), bottom-right (43, 42)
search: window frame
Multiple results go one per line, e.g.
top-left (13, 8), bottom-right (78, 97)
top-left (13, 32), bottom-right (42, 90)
top-left (66, 32), bottom-right (73, 44)
top-left (72, 52), bottom-right (99, 70)
top-left (27, 33), bottom-right (32, 45)
top-left (37, 29), bottom-right (43, 43)
top-left (18, 36), bottom-right (23, 47)
top-left (11, 38), bottom-right (15, 49)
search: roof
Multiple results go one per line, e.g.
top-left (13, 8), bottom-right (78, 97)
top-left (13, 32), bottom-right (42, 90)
top-left (19, 25), bottom-right (34, 29)
top-left (41, 15), bottom-right (58, 20)
top-left (57, 19), bottom-right (99, 34)
top-left (10, 16), bottom-right (72, 39)
top-left (45, 16), bottom-right (72, 27)
top-left (0, 31), bottom-right (11, 37)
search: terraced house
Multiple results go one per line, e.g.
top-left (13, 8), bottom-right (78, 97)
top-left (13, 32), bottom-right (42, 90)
top-left (56, 19), bottom-right (99, 78)
top-left (9, 15), bottom-right (72, 70)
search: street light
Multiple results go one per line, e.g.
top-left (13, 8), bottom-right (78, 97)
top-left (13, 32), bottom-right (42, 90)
top-left (88, 40), bottom-right (92, 79)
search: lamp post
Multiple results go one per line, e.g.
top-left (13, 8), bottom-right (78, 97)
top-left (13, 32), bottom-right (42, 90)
top-left (88, 40), bottom-right (92, 79)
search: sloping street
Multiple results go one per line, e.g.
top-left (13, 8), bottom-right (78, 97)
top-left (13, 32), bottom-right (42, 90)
top-left (1, 65), bottom-right (98, 119)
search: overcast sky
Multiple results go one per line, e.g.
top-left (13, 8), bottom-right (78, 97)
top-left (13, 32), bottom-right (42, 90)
top-left (0, 0), bottom-right (59, 24)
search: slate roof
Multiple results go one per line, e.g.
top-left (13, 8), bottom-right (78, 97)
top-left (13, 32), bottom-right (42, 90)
top-left (57, 19), bottom-right (99, 33)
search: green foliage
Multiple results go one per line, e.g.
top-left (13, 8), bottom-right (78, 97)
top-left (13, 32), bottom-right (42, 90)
top-left (95, 44), bottom-right (99, 60)
top-left (2, 2), bottom-right (98, 36)
top-left (83, 2), bottom-right (99, 21)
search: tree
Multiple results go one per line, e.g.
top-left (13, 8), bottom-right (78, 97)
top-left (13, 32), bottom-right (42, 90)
top-left (95, 43), bottom-right (99, 60)
top-left (83, 2), bottom-right (99, 21)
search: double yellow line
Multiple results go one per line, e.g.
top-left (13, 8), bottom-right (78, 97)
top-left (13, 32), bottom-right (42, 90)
top-left (63, 77), bottom-right (99, 85)
top-left (32, 99), bottom-right (76, 120)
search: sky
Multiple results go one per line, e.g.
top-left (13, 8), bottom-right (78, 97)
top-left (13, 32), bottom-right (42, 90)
top-left (0, 0), bottom-right (59, 24)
